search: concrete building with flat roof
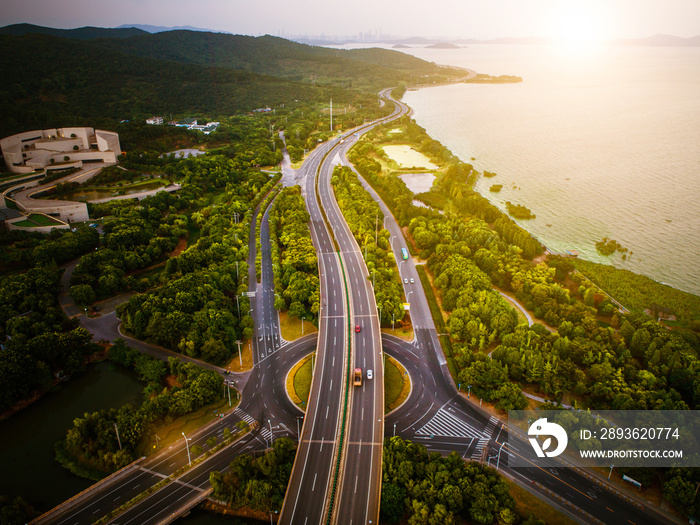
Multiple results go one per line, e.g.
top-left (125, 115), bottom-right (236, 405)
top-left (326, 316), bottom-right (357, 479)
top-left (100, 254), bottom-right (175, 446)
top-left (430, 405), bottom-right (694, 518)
top-left (0, 127), bottom-right (120, 174)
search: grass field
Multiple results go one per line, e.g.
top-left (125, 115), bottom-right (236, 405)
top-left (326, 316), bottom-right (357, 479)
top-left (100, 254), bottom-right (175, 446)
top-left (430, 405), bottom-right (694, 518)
top-left (381, 323), bottom-right (414, 341)
top-left (287, 353), bottom-right (314, 410)
top-left (226, 340), bottom-right (253, 372)
top-left (136, 397), bottom-right (235, 457)
top-left (28, 213), bottom-right (62, 225)
top-left (385, 356), bottom-right (410, 413)
top-left (279, 311), bottom-right (317, 341)
top-left (505, 478), bottom-right (580, 525)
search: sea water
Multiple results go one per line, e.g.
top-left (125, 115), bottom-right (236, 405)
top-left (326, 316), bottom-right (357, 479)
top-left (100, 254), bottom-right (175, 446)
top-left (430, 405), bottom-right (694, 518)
top-left (396, 43), bottom-right (700, 296)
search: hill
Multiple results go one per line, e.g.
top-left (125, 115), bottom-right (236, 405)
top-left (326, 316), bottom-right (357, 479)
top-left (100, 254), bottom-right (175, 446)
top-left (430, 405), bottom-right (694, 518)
top-left (115, 24), bottom-right (228, 34)
top-left (0, 23), bottom-right (147, 39)
top-left (0, 33), bottom-right (349, 137)
top-left (90, 31), bottom-right (463, 90)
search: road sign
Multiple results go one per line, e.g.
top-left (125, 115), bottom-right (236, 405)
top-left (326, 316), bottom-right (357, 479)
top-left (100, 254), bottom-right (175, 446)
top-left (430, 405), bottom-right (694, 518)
top-left (244, 291), bottom-right (256, 297)
top-left (403, 303), bottom-right (410, 311)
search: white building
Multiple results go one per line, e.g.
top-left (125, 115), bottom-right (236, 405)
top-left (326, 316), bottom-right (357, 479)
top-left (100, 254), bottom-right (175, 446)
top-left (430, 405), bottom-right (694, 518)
top-left (0, 128), bottom-right (121, 174)
top-left (146, 116), bottom-right (164, 125)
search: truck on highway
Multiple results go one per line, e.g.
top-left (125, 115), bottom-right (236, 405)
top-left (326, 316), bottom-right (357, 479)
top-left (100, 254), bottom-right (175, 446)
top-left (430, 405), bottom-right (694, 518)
top-left (353, 367), bottom-right (362, 386)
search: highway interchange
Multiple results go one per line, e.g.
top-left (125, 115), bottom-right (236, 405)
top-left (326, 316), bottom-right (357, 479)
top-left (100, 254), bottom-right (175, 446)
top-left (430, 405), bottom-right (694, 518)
top-left (35, 92), bottom-right (677, 525)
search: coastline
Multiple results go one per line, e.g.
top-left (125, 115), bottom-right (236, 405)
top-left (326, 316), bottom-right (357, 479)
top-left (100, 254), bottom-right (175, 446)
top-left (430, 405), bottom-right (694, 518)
top-left (400, 72), bottom-right (700, 300)
top-left (382, 84), bottom-right (700, 324)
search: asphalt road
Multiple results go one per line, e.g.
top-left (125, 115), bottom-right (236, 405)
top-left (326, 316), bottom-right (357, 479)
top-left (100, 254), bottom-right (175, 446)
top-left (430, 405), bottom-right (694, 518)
top-left (278, 139), bottom-right (350, 525)
top-left (40, 90), bottom-right (677, 525)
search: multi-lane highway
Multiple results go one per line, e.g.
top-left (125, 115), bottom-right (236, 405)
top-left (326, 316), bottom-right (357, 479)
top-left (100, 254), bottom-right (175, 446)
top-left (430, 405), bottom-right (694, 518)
top-left (35, 88), bottom-right (678, 525)
top-left (278, 139), bottom-right (350, 525)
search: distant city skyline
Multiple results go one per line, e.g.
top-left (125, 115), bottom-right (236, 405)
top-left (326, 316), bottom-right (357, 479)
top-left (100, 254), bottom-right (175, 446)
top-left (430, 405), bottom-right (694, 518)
top-left (1, 0), bottom-right (699, 41)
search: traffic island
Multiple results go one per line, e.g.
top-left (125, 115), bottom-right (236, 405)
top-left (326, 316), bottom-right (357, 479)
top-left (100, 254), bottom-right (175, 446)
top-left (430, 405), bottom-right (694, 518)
top-left (385, 355), bottom-right (411, 413)
top-left (286, 352), bottom-right (315, 411)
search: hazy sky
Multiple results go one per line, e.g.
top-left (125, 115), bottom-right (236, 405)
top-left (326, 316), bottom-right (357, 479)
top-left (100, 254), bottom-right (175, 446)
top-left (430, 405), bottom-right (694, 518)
top-left (1, 0), bottom-right (699, 40)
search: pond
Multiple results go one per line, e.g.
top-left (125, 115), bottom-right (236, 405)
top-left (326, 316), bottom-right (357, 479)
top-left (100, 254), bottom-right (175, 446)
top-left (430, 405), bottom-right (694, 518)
top-left (0, 361), bottom-right (143, 512)
top-left (398, 172), bottom-right (436, 194)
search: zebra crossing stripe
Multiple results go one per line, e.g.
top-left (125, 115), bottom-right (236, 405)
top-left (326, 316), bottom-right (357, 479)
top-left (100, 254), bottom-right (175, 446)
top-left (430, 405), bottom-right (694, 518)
top-left (415, 409), bottom-right (482, 439)
top-left (234, 409), bottom-right (272, 440)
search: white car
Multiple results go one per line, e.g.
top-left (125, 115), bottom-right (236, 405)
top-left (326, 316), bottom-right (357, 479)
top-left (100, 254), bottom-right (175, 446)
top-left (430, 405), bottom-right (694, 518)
top-left (403, 278), bottom-right (408, 284)
top-left (410, 278), bottom-right (415, 284)
top-left (367, 369), bottom-right (373, 380)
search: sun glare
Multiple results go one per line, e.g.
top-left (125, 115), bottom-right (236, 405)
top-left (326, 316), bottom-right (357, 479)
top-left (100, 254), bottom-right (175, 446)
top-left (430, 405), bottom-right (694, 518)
top-left (549, 3), bottom-right (606, 56)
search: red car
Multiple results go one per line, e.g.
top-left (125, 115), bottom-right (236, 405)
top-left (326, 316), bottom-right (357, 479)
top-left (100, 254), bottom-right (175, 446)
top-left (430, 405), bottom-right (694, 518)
top-left (355, 325), bottom-right (361, 333)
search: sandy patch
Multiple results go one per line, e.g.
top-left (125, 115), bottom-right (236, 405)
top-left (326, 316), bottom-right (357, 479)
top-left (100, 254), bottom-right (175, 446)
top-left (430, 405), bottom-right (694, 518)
top-left (382, 145), bottom-right (438, 169)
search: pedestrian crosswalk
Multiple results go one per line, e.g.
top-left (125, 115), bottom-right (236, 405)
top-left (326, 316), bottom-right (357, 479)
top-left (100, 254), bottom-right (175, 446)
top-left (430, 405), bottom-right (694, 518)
top-left (234, 408), bottom-right (272, 441)
top-left (415, 408), bottom-right (483, 439)
top-left (470, 416), bottom-right (499, 461)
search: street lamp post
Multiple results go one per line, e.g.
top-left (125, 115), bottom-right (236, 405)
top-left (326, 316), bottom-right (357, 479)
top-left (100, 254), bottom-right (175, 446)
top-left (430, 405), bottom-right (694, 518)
top-left (393, 422), bottom-right (396, 437)
top-left (392, 313), bottom-right (395, 331)
top-left (608, 464), bottom-right (614, 480)
top-left (227, 382), bottom-right (232, 406)
top-left (236, 340), bottom-right (242, 368)
top-left (182, 432), bottom-right (192, 465)
top-left (302, 317), bottom-right (305, 335)
top-left (496, 442), bottom-right (507, 470)
top-left (468, 385), bottom-right (472, 398)
top-left (236, 294), bottom-right (241, 318)
top-left (407, 291), bottom-right (413, 303)
top-left (268, 419), bottom-right (274, 444)
top-left (113, 423), bottom-right (122, 450)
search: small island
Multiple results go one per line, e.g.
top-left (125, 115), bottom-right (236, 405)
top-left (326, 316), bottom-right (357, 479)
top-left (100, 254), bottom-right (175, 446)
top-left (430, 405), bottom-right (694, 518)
top-left (489, 184), bottom-right (503, 192)
top-left (426, 42), bottom-right (461, 49)
top-left (505, 201), bottom-right (536, 219)
top-left (595, 237), bottom-right (629, 258)
top-left (464, 74), bottom-right (523, 83)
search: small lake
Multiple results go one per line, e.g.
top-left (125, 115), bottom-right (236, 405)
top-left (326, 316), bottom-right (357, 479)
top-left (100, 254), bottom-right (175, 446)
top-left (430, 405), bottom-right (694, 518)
top-left (0, 361), bottom-right (143, 512)
top-left (399, 172), bottom-right (436, 194)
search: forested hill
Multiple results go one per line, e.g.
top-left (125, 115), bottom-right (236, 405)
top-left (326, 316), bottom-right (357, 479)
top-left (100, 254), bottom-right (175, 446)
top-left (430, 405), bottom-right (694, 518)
top-left (0, 27), bottom-right (461, 137)
top-left (91, 31), bottom-right (460, 90)
top-left (0, 33), bottom-right (353, 138)
top-left (0, 23), bottom-right (147, 39)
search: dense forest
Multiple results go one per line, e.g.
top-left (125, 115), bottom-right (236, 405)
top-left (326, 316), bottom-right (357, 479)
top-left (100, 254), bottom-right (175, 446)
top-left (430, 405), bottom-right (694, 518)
top-left (349, 114), bottom-right (700, 515)
top-left (0, 226), bottom-right (101, 413)
top-left (209, 437), bottom-right (297, 513)
top-left (349, 116), bottom-right (700, 413)
top-left (0, 27), bottom-right (461, 138)
top-left (268, 186), bottom-right (320, 323)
